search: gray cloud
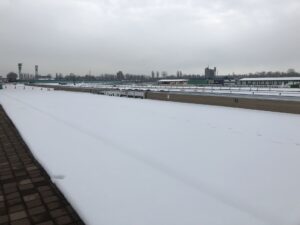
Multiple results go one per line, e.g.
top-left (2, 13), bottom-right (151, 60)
top-left (0, 0), bottom-right (299, 76)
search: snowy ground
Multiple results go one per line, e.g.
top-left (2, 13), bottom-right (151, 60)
top-left (1, 85), bottom-right (300, 225)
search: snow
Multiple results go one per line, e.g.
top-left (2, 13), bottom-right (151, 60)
top-left (1, 85), bottom-right (300, 225)
top-left (240, 77), bottom-right (300, 81)
top-left (158, 79), bottom-right (188, 82)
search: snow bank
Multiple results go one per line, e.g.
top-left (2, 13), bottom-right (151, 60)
top-left (1, 85), bottom-right (300, 225)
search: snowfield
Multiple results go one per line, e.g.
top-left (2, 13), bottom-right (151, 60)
top-left (1, 85), bottom-right (300, 225)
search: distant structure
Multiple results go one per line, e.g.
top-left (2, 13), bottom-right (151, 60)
top-left (151, 71), bottom-right (155, 79)
top-left (176, 71), bottom-right (183, 78)
top-left (35, 65), bottom-right (39, 79)
top-left (158, 79), bottom-right (188, 86)
top-left (116, 71), bottom-right (124, 80)
top-left (18, 63), bottom-right (22, 80)
top-left (205, 66), bottom-right (216, 79)
top-left (239, 77), bottom-right (300, 87)
top-left (162, 71), bottom-right (168, 78)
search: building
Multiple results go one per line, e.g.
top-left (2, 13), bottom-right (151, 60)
top-left (205, 67), bottom-right (216, 79)
top-left (239, 77), bottom-right (300, 87)
top-left (0, 76), bottom-right (5, 83)
top-left (158, 79), bottom-right (188, 86)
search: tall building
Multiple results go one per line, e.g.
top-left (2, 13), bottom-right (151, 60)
top-left (205, 66), bottom-right (216, 79)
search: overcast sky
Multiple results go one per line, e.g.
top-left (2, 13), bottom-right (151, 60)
top-left (0, 0), bottom-right (299, 76)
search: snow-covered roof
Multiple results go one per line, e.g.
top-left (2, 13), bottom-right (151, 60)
top-left (158, 79), bottom-right (188, 82)
top-left (240, 77), bottom-right (300, 81)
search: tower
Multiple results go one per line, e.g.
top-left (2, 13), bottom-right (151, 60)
top-left (18, 63), bottom-right (22, 80)
top-left (205, 66), bottom-right (216, 79)
top-left (35, 65), bottom-right (38, 79)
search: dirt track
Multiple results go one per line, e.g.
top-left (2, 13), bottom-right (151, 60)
top-left (146, 92), bottom-right (300, 114)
